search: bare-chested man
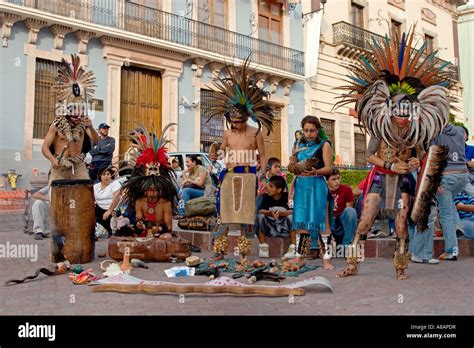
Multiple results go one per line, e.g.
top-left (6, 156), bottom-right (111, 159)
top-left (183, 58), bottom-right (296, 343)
top-left (42, 114), bottom-right (99, 182)
top-left (135, 184), bottom-right (173, 238)
top-left (336, 137), bottom-right (421, 280)
top-left (206, 57), bottom-right (276, 261)
top-left (212, 112), bottom-right (267, 260)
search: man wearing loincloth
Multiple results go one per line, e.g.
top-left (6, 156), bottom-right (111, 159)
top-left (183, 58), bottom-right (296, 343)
top-left (207, 57), bottom-right (275, 261)
top-left (42, 54), bottom-right (99, 182)
top-left (333, 27), bottom-right (455, 279)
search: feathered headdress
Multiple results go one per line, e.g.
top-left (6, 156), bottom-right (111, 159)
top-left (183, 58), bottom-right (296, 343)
top-left (334, 26), bottom-right (456, 148)
top-left (120, 123), bottom-right (178, 210)
top-left (129, 123), bottom-right (176, 176)
top-left (206, 56), bottom-right (275, 135)
top-left (55, 54), bottom-right (96, 105)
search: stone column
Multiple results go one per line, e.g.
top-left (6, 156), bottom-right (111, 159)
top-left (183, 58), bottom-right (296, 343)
top-left (162, 70), bottom-right (181, 151)
top-left (105, 56), bottom-right (125, 163)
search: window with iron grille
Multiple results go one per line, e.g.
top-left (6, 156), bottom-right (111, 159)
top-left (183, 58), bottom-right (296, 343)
top-left (200, 89), bottom-right (224, 153)
top-left (320, 118), bottom-right (335, 149)
top-left (354, 126), bottom-right (367, 166)
top-left (34, 58), bottom-right (59, 139)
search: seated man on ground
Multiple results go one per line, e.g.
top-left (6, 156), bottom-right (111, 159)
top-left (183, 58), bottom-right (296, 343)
top-left (255, 175), bottom-right (294, 258)
top-left (327, 168), bottom-right (357, 245)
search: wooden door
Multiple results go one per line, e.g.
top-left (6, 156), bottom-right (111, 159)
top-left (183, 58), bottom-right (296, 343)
top-left (120, 66), bottom-right (162, 156)
top-left (263, 108), bottom-right (281, 161)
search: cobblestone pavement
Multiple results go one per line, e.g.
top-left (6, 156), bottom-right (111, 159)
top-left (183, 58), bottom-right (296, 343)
top-left (1, 230), bottom-right (473, 315)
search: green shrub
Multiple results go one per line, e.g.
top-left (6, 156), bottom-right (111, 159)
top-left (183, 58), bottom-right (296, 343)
top-left (340, 170), bottom-right (369, 188)
top-left (283, 169), bottom-right (368, 188)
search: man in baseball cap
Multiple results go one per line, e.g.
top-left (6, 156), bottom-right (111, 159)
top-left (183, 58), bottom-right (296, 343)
top-left (88, 122), bottom-right (115, 182)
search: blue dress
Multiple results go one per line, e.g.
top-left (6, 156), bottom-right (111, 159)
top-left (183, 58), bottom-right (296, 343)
top-left (293, 140), bottom-right (329, 246)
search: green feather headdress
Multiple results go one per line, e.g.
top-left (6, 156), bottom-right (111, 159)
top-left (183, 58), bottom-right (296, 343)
top-left (206, 56), bottom-right (275, 135)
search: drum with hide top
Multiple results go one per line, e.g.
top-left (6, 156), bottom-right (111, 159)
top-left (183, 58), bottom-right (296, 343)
top-left (50, 179), bottom-right (95, 263)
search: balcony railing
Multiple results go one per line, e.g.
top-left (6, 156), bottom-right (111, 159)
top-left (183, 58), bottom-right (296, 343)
top-left (6, 0), bottom-right (304, 75)
top-left (332, 21), bottom-right (459, 81)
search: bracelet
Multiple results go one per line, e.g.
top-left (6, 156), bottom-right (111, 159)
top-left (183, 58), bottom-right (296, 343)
top-left (390, 163), bottom-right (396, 171)
top-left (383, 161), bottom-right (391, 170)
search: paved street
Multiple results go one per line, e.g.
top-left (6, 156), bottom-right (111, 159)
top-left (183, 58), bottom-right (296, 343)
top-left (0, 229), bottom-right (473, 316)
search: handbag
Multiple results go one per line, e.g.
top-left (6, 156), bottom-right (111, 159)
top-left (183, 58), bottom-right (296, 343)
top-left (184, 196), bottom-right (216, 217)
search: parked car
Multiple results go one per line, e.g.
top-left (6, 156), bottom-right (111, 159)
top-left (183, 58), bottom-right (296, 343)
top-left (167, 152), bottom-right (223, 185)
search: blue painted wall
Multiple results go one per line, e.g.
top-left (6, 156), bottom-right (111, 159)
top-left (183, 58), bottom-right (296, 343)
top-left (87, 38), bottom-right (107, 127)
top-left (177, 60), bottom-right (197, 151)
top-left (288, 81), bottom-right (305, 153)
top-left (0, 22), bottom-right (28, 151)
top-left (289, 3), bottom-right (303, 51)
top-left (35, 27), bottom-right (54, 52)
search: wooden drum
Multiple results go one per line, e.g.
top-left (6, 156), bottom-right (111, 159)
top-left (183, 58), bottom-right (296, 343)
top-left (50, 179), bottom-right (95, 263)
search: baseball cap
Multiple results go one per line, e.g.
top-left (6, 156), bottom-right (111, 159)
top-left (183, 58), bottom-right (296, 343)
top-left (98, 123), bottom-right (110, 129)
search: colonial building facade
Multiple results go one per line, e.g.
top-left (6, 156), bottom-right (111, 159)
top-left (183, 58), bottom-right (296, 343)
top-left (303, 0), bottom-right (467, 166)
top-left (0, 0), bottom-right (305, 188)
top-left (458, 2), bottom-right (474, 139)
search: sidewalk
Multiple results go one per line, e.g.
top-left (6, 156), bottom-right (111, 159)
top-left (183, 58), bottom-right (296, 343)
top-left (1, 229), bottom-right (473, 315)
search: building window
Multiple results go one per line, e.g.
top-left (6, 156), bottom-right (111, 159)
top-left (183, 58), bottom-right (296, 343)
top-left (200, 89), bottom-right (225, 153)
top-left (354, 127), bottom-right (367, 167)
top-left (258, 0), bottom-right (282, 44)
top-left (126, 0), bottom-right (161, 9)
top-left (351, 3), bottom-right (364, 28)
top-left (34, 58), bottom-right (59, 139)
top-left (198, 0), bottom-right (227, 28)
top-left (320, 118), bottom-right (335, 149)
top-left (391, 19), bottom-right (402, 38)
top-left (425, 34), bottom-right (435, 54)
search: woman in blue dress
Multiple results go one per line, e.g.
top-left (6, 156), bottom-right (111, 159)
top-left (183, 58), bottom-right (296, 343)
top-left (286, 116), bottom-right (334, 270)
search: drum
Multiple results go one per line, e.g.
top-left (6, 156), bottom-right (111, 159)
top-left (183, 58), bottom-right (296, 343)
top-left (50, 179), bottom-right (95, 263)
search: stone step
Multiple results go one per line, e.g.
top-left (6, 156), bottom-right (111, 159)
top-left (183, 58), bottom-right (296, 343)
top-left (173, 222), bottom-right (474, 258)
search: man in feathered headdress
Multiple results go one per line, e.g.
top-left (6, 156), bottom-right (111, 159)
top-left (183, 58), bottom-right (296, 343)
top-left (206, 57), bottom-right (275, 261)
top-left (42, 54), bottom-right (99, 182)
top-left (120, 124), bottom-right (179, 238)
top-left (333, 28), bottom-right (456, 279)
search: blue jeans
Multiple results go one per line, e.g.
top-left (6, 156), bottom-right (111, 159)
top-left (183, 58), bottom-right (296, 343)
top-left (409, 204), bottom-right (437, 260)
top-left (460, 217), bottom-right (474, 239)
top-left (331, 207), bottom-right (357, 245)
top-left (437, 173), bottom-right (468, 255)
top-left (181, 187), bottom-right (205, 202)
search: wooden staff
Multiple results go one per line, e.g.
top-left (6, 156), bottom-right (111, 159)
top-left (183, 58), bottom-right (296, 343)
top-left (91, 283), bottom-right (305, 297)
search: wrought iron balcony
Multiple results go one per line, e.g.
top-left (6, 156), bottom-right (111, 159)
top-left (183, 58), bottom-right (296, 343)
top-left (332, 21), bottom-right (459, 81)
top-left (6, 0), bottom-right (304, 75)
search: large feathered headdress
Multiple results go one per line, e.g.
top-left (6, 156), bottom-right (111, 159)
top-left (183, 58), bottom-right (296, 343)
top-left (55, 54), bottom-right (96, 106)
top-left (121, 123), bottom-right (178, 208)
top-left (206, 56), bottom-right (275, 135)
top-left (334, 26), bottom-right (456, 148)
top-left (129, 123), bottom-right (176, 176)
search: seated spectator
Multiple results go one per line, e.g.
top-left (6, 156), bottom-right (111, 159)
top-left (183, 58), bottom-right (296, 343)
top-left (327, 168), bottom-right (356, 245)
top-left (454, 192), bottom-right (474, 239)
top-left (180, 155), bottom-right (212, 203)
top-left (171, 158), bottom-right (182, 171)
top-left (32, 186), bottom-right (50, 240)
top-left (462, 126), bottom-right (474, 197)
top-left (94, 167), bottom-right (121, 236)
top-left (257, 157), bottom-right (287, 210)
top-left (255, 176), bottom-right (293, 258)
top-left (208, 142), bottom-right (225, 187)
